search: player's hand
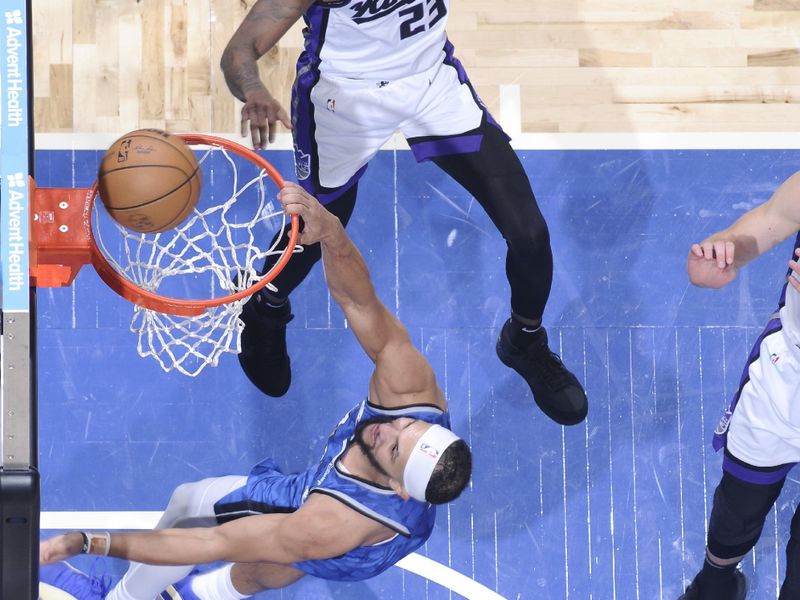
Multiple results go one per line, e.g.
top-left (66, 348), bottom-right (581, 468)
top-left (687, 239), bottom-right (737, 288)
top-left (241, 88), bottom-right (292, 150)
top-left (40, 532), bottom-right (83, 565)
top-left (788, 248), bottom-right (800, 294)
top-left (278, 182), bottom-right (339, 245)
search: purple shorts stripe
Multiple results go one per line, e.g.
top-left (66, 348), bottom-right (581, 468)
top-left (712, 316), bottom-right (783, 452)
top-left (409, 134), bottom-right (482, 162)
top-left (722, 454), bottom-right (795, 485)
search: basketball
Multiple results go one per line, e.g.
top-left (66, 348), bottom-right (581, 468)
top-left (97, 129), bottom-right (201, 233)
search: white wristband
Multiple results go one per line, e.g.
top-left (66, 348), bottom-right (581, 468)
top-left (82, 531), bottom-right (112, 556)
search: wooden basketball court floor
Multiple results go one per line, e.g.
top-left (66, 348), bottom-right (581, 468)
top-left (33, 136), bottom-right (800, 599)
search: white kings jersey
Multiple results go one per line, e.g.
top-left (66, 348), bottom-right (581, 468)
top-left (305, 0), bottom-right (450, 80)
top-left (779, 233), bottom-right (800, 348)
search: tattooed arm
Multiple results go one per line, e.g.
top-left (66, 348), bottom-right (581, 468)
top-left (221, 0), bottom-right (315, 148)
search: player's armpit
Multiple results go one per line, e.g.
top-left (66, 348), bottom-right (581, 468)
top-left (262, 493), bottom-right (394, 562)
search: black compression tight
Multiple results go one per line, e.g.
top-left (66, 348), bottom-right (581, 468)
top-left (706, 470), bottom-right (785, 560)
top-left (260, 120), bottom-right (553, 320)
top-left (431, 121), bottom-right (553, 321)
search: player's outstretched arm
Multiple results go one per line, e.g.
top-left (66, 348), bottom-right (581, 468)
top-left (688, 170), bottom-right (800, 288)
top-left (221, 0), bottom-right (313, 148)
top-left (40, 494), bottom-right (389, 566)
top-left (277, 184), bottom-right (442, 407)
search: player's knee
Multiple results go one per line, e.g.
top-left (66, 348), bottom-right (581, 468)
top-left (165, 481), bottom-right (200, 516)
top-left (707, 471), bottom-right (783, 559)
top-left (490, 180), bottom-right (550, 255)
top-left (503, 214), bottom-right (550, 260)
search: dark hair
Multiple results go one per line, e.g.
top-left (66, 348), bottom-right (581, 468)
top-left (425, 439), bottom-right (472, 504)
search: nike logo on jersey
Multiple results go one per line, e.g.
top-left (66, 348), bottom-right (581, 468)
top-left (350, 0), bottom-right (417, 23)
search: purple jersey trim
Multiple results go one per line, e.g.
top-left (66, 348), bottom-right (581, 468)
top-left (302, 5), bottom-right (328, 59)
top-left (441, 39), bottom-right (502, 132)
top-left (712, 316), bottom-right (783, 452)
top-left (722, 454), bottom-right (795, 485)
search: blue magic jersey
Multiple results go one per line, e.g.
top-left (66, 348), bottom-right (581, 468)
top-left (215, 398), bottom-right (450, 581)
top-left (303, 0), bottom-right (450, 79)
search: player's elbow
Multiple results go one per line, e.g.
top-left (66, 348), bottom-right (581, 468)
top-left (189, 528), bottom-right (242, 564)
top-left (221, 29), bottom-right (264, 70)
top-left (220, 41), bottom-right (247, 74)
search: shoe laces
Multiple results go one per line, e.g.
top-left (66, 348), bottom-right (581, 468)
top-left (528, 348), bottom-right (574, 391)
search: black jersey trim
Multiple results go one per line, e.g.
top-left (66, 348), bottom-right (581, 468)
top-left (366, 400), bottom-right (444, 415)
top-left (310, 488), bottom-right (411, 537)
top-left (335, 458), bottom-right (393, 492)
top-left (214, 500), bottom-right (295, 524)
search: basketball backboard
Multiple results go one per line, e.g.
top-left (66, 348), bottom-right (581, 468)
top-left (0, 0), bottom-right (39, 598)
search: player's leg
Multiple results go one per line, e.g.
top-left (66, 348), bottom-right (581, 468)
top-left (780, 503), bottom-right (800, 598)
top-left (683, 319), bottom-right (798, 598)
top-left (401, 44), bottom-right (585, 424)
top-left (428, 120), bottom-right (586, 425)
top-left (238, 66), bottom-right (396, 397)
top-left (238, 184), bottom-right (358, 397)
top-left (680, 467), bottom-right (784, 599)
top-left (106, 475), bottom-right (247, 600)
top-left (158, 562), bottom-right (304, 599)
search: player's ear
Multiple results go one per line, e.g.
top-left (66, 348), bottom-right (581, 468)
top-left (388, 478), bottom-right (410, 501)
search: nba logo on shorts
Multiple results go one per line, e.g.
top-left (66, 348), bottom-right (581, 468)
top-left (294, 145), bottom-right (311, 181)
top-left (714, 409), bottom-right (733, 436)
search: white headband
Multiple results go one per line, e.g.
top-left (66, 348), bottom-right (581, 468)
top-left (402, 424), bottom-right (461, 502)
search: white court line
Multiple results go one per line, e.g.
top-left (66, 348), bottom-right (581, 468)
top-left (41, 512), bottom-right (507, 600)
top-left (35, 131), bottom-right (800, 152)
top-left (396, 553), bottom-right (506, 600)
top-left (498, 84), bottom-right (521, 137)
top-left (41, 511), bottom-right (163, 530)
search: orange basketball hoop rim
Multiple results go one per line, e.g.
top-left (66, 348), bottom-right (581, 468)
top-left (30, 133), bottom-right (300, 317)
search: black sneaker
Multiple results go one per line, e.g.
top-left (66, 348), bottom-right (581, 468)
top-left (496, 320), bottom-right (587, 425)
top-left (679, 569), bottom-right (747, 600)
top-left (238, 294), bottom-right (294, 397)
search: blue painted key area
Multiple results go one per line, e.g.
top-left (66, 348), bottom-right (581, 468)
top-left (37, 147), bottom-right (800, 599)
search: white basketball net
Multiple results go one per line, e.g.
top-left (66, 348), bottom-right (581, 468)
top-left (92, 145), bottom-right (297, 377)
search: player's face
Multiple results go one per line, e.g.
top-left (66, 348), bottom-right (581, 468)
top-left (358, 417), bottom-right (431, 482)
